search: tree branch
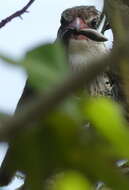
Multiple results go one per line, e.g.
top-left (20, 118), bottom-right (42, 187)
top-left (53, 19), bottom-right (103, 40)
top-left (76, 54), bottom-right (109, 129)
top-left (0, 42), bottom-right (128, 141)
top-left (105, 0), bottom-right (129, 42)
top-left (0, 0), bottom-right (35, 29)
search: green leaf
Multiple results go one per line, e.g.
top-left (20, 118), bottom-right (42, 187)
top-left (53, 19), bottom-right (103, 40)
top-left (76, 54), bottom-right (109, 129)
top-left (0, 54), bottom-right (18, 65)
top-left (26, 43), bottom-right (66, 68)
top-left (84, 97), bottom-right (129, 159)
top-left (50, 171), bottom-right (92, 190)
top-left (22, 42), bottom-right (69, 90)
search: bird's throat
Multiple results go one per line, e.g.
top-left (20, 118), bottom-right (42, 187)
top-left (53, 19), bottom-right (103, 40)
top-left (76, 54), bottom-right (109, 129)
top-left (68, 39), bottom-right (108, 70)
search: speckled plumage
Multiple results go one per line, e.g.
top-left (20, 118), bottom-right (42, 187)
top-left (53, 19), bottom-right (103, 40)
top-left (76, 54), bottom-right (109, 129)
top-left (68, 38), bottom-right (114, 97)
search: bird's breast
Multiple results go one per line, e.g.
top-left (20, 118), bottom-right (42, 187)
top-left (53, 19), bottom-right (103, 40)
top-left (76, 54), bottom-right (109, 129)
top-left (68, 39), bottom-right (113, 97)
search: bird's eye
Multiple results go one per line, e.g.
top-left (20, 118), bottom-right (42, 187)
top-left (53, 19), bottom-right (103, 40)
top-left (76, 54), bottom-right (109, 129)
top-left (90, 18), bottom-right (98, 28)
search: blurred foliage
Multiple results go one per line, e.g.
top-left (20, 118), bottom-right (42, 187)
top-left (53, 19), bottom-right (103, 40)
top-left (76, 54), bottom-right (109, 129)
top-left (23, 43), bottom-right (69, 91)
top-left (1, 42), bottom-right (129, 190)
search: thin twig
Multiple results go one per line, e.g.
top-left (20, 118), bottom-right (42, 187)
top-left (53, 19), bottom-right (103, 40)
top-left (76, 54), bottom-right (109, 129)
top-left (0, 0), bottom-right (35, 28)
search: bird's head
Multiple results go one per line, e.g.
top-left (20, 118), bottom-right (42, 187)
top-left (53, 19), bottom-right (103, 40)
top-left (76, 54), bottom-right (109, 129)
top-left (57, 6), bottom-right (109, 44)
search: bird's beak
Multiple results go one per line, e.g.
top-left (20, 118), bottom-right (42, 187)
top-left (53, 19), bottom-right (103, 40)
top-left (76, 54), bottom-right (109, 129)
top-left (68, 17), bottom-right (87, 31)
top-left (64, 17), bottom-right (108, 42)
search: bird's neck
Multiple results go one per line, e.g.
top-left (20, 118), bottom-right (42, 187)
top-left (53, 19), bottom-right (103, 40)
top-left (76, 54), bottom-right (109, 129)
top-left (67, 39), bottom-right (113, 97)
top-left (68, 39), bottom-right (108, 70)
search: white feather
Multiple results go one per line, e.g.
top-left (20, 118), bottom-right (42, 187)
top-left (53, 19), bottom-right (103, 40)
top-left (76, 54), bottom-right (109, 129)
top-left (68, 39), bottom-right (108, 70)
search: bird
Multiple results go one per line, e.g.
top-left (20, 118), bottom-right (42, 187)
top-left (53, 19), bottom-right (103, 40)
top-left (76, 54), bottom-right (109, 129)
top-left (56, 5), bottom-right (127, 108)
top-left (16, 5), bottom-right (116, 112)
top-left (57, 5), bottom-right (114, 98)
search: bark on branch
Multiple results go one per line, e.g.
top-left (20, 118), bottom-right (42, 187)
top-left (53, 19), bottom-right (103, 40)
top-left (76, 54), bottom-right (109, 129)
top-left (119, 0), bottom-right (129, 7)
